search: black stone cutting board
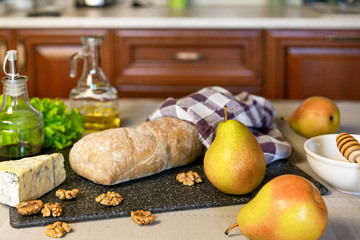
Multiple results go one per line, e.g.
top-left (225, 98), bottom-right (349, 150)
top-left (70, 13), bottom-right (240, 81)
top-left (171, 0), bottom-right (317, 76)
top-left (9, 146), bottom-right (328, 228)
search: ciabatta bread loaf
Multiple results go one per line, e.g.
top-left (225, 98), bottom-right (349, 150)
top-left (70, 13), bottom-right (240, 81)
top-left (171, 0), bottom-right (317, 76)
top-left (69, 117), bottom-right (204, 185)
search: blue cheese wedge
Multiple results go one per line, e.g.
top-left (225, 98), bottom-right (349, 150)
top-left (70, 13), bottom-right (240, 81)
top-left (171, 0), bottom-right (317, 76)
top-left (0, 153), bottom-right (66, 207)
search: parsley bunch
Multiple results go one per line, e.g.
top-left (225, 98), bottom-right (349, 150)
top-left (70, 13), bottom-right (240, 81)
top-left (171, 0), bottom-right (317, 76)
top-left (29, 97), bottom-right (84, 149)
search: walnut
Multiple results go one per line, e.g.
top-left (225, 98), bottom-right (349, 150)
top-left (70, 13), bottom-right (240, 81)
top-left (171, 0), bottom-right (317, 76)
top-left (45, 221), bottom-right (71, 238)
top-left (41, 204), bottom-right (52, 217)
top-left (95, 191), bottom-right (123, 206)
top-left (56, 189), bottom-right (79, 200)
top-left (16, 200), bottom-right (43, 215)
top-left (131, 210), bottom-right (156, 226)
top-left (41, 203), bottom-right (63, 217)
top-left (176, 171), bottom-right (203, 186)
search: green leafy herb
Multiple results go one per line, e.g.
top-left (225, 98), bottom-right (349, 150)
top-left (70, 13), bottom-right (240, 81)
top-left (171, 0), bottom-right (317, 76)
top-left (29, 97), bottom-right (84, 149)
top-left (1, 95), bottom-right (84, 149)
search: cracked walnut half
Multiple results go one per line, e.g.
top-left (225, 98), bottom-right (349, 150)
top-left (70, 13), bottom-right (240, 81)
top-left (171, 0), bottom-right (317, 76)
top-left (131, 210), bottom-right (156, 226)
top-left (41, 203), bottom-right (63, 217)
top-left (16, 200), bottom-right (43, 215)
top-left (95, 191), bottom-right (123, 206)
top-left (45, 221), bottom-right (71, 238)
top-left (176, 171), bottom-right (203, 186)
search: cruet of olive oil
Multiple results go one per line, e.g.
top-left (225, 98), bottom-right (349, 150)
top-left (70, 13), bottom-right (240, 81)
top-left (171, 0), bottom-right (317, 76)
top-left (69, 36), bottom-right (120, 133)
top-left (0, 50), bottom-right (44, 161)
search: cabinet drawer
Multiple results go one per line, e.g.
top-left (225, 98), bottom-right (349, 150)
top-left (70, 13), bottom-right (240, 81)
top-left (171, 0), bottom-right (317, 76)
top-left (114, 30), bottom-right (263, 98)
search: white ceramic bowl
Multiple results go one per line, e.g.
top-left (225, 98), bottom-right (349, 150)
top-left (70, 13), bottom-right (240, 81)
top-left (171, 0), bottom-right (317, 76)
top-left (304, 134), bottom-right (360, 195)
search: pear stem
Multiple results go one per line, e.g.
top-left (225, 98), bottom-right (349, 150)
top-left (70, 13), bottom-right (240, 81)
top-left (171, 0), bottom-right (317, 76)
top-left (224, 105), bottom-right (228, 121)
top-left (224, 223), bottom-right (239, 236)
top-left (280, 116), bottom-right (289, 121)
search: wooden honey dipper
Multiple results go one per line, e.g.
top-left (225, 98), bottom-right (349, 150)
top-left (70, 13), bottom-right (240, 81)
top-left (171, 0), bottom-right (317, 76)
top-left (336, 132), bottom-right (360, 164)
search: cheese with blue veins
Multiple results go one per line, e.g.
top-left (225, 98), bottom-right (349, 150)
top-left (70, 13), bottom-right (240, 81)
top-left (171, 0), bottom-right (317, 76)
top-left (0, 153), bottom-right (66, 207)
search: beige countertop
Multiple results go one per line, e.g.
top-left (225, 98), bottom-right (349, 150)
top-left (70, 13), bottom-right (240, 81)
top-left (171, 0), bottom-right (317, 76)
top-left (1, 98), bottom-right (360, 240)
top-left (0, 4), bottom-right (360, 29)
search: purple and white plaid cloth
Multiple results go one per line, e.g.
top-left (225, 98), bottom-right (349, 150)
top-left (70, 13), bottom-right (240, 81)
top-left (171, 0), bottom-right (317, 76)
top-left (147, 86), bottom-right (292, 164)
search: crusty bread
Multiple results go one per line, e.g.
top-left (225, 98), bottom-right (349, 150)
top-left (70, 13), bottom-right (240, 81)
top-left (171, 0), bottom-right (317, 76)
top-left (69, 117), bottom-right (204, 185)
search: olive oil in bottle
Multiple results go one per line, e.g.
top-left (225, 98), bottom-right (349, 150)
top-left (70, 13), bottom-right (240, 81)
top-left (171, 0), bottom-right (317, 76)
top-left (0, 50), bottom-right (44, 161)
top-left (69, 36), bottom-right (119, 133)
top-left (77, 105), bottom-right (120, 133)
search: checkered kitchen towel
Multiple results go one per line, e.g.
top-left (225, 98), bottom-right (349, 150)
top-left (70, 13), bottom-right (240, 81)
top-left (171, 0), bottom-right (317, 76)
top-left (148, 86), bottom-right (292, 164)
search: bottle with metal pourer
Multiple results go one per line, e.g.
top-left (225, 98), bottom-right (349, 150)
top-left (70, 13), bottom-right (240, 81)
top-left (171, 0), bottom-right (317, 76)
top-left (0, 50), bottom-right (44, 160)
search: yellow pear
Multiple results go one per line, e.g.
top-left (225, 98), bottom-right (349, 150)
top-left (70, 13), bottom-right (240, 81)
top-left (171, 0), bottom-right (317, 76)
top-left (285, 96), bottom-right (340, 138)
top-left (203, 106), bottom-right (266, 195)
top-left (225, 174), bottom-right (328, 240)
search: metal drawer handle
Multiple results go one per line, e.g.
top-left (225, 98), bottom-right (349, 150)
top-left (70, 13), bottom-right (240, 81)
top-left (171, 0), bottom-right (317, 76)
top-left (0, 38), bottom-right (7, 66)
top-left (17, 38), bottom-right (26, 72)
top-left (324, 35), bottom-right (360, 42)
top-left (171, 52), bottom-right (207, 61)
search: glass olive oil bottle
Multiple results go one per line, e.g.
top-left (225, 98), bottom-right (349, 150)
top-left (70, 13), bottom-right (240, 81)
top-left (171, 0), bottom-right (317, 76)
top-left (0, 50), bottom-right (44, 161)
top-left (69, 36), bottom-right (120, 133)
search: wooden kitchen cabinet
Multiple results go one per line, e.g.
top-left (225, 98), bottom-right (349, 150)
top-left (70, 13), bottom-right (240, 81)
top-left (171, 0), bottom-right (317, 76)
top-left (0, 30), bottom-right (16, 96)
top-left (4, 29), bottom-right (263, 99)
top-left (2, 28), bottom-right (360, 100)
top-left (114, 29), bottom-right (263, 98)
top-left (265, 29), bottom-right (360, 99)
top-left (3, 29), bottom-right (113, 98)
top-left (0, 30), bottom-right (15, 70)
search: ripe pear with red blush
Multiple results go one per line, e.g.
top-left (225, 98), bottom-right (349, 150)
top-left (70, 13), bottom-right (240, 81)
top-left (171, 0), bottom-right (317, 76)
top-left (204, 106), bottom-right (266, 195)
top-left (225, 174), bottom-right (328, 240)
top-left (284, 96), bottom-right (340, 138)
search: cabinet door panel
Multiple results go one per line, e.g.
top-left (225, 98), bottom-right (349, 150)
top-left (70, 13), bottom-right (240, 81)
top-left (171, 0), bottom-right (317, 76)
top-left (0, 30), bottom-right (16, 95)
top-left (35, 45), bottom-right (81, 98)
top-left (114, 30), bottom-right (263, 98)
top-left (14, 29), bottom-right (113, 98)
top-left (0, 30), bottom-right (15, 72)
top-left (287, 47), bottom-right (360, 99)
top-left (266, 30), bottom-right (360, 99)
